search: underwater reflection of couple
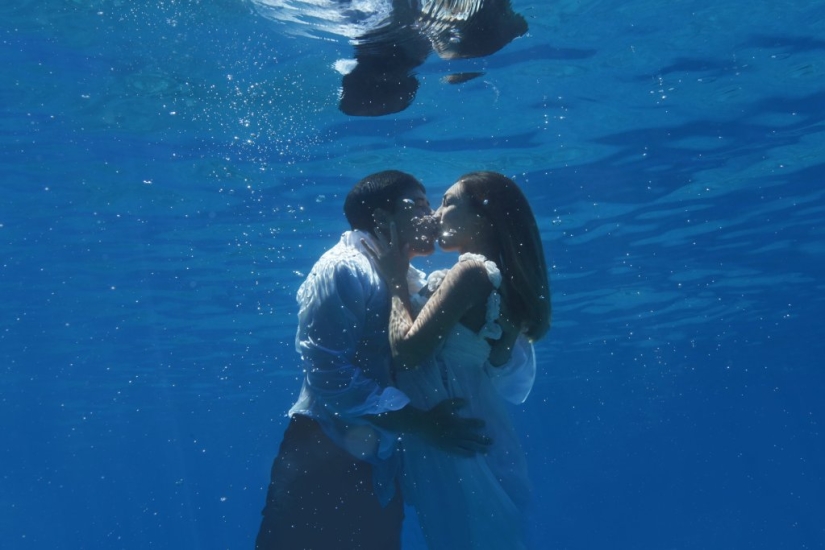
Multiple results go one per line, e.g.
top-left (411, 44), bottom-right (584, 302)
top-left (252, 0), bottom-right (527, 116)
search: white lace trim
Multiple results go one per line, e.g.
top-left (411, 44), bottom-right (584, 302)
top-left (481, 291), bottom-right (503, 340)
top-left (426, 269), bottom-right (448, 293)
top-left (458, 253), bottom-right (501, 288)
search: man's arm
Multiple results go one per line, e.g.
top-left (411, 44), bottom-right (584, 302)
top-left (367, 398), bottom-right (492, 457)
top-left (297, 259), bottom-right (408, 417)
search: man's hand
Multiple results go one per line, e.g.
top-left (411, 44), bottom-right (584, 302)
top-left (367, 398), bottom-right (492, 458)
top-left (362, 221), bottom-right (410, 291)
top-left (419, 398), bottom-right (492, 457)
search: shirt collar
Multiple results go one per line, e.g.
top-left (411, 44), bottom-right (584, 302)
top-left (345, 230), bottom-right (427, 294)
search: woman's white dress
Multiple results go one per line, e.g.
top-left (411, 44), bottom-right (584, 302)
top-left (398, 254), bottom-right (532, 550)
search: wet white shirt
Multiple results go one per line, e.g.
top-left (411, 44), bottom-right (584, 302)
top-left (289, 230), bottom-right (422, 464)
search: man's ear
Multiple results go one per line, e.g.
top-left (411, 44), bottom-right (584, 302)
top-left (372, 208), bottom-right (391, 236)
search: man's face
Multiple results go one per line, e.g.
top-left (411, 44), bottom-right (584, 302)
top-left (388, 187), bottom-right (436, 257)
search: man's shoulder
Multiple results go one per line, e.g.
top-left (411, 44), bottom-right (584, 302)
top-left (314, 237), bottom-right (372, 274)
top-left (298, 234), bottom-right (377, 299)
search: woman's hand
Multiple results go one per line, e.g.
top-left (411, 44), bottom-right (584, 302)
top-left (488, 292), bottom-right (525, 367)
top-left (362, 221), bottom-right (410, 292)
top-left (496, 306), bottom-right (520, 336)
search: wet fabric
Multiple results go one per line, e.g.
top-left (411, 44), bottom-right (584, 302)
top-left (255, 415), bottom-right (405, 550)
top-left (399, 254), bottom-right (533, 549)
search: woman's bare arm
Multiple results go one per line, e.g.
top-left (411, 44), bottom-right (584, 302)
top-left (389, 260), bottom-right (492, 369)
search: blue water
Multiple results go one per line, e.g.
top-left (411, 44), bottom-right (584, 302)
top-left (2, 0), bottom-right (824, 548)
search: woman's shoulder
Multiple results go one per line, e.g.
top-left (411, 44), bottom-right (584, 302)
top-left (441, 257), bottom-right (495, 297)
top-left (457, 253), bottom-right (501, 288)
top-left (425, 254), bottom-right (500, 293)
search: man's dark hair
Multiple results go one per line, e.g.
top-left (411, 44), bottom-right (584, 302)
top-left (344, 170), bottom-right (425, 235)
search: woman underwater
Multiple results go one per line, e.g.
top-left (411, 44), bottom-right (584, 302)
top-left (367, 171), bottom-right (551, 549)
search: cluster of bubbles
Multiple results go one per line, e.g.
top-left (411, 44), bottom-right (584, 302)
top-left (413, 213), bottom-right (441, 244)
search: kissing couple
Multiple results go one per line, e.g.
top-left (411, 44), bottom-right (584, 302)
top-left (256, 170), bottom-right (550, 550)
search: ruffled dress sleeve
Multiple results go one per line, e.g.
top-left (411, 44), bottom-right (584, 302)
top-left (457, 253), bottom-right (537, 404)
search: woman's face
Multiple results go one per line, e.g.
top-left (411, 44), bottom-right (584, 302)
top-left (435, 182), bottom-right (484, 251)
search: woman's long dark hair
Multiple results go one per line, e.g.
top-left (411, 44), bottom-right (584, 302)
top-left (458, 171), bottom-right (551, 341)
